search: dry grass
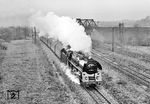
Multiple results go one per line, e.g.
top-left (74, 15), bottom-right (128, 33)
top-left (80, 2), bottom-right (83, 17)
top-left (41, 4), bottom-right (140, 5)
top-left (0, 39), bottom-right (79, 104)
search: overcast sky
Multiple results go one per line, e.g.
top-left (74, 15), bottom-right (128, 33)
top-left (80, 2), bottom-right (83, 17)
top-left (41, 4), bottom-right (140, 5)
top-left (0, 0), bottom-right (150, 26)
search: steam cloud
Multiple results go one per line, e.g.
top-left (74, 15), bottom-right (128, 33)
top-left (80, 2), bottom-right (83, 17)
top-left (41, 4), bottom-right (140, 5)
top-left (29, 12), bottom-right (92, 53)
top-left (60, 63), bottom-right (80, 84)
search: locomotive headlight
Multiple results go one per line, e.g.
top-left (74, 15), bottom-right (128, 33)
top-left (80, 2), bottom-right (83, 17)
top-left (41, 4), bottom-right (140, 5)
top-left (96, 76), bottom-right (99, 80)
top-left (85, 76), bottom-right (88, 80)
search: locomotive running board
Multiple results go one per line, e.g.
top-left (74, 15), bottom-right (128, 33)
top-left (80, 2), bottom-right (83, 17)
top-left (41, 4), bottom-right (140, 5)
top-left (68, 60), bottom-right (82, 72)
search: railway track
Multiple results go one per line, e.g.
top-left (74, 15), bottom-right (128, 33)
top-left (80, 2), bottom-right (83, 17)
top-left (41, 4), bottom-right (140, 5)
top-left (95, 48), bottom-right (150, 78)
top-left (115, 48), bottom-right (150, 63)
top-left (92, 49), bottom-right (150, 87)
top-left (97, 43), bottom-right (150, 64)
top-left (93, 87), bottom-right (112, 104)
top-left (96, 48), bottom-right (150, 77)
top-left (83, 87), bottom-right (112, 104)
top-left (128, 61), bottom-right (150, 77)
top-left (40, 38), bottom-right (113, 104)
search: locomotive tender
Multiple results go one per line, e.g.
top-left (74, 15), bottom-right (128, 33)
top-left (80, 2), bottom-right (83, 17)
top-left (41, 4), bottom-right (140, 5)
top-left (40, 36), bottom-right (102, 87)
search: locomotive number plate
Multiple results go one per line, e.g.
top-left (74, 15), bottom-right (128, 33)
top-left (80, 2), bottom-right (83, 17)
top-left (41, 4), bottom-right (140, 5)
top-left (7, 90), bottom-right (19, 100)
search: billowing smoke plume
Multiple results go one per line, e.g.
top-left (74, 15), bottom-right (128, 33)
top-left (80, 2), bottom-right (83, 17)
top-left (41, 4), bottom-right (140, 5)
top-left (29, 12), bottom-right (92, 53)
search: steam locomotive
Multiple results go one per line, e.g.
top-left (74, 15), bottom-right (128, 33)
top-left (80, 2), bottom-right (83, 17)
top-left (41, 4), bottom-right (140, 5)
top-left (40, 36), bottom-right (102, 87)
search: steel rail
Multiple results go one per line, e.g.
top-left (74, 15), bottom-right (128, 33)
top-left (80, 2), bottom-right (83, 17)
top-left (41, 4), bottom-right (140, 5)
top-left (92, 49), bottom-right (150, 87)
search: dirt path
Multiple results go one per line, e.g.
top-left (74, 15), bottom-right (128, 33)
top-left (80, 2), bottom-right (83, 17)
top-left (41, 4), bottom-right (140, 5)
top-left (0, 40), bottom-right (78, 104)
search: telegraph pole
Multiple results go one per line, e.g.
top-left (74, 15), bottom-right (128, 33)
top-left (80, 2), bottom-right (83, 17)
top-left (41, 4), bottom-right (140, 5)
top-left (34, 27), bottom-right (36, 44)
top-left (24, 27), bottom-right (26, 39)
top-left (31, 28), bottom-right (33, 41)
top-left (112, 27), bottom-right (115, 52)
top-left (119, 23), bottom-right (124, 46)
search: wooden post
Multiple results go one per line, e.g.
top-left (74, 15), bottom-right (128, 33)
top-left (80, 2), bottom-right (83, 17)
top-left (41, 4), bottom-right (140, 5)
top-left (112, 27), bottom-right (115, 52)
top-left (24, 27), bottom-right (26, 39)
top-left (119, 23), bottom-right (124, 46)
top-left (34, 27), bottom-right (36, 44)
top-left (31, 28), bottom-right (33, 40)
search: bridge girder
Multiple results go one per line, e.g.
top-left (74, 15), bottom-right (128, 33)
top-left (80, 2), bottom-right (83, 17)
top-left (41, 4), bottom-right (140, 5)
top-left (76, 18), bottom-right (97, 29)
top-left (76, 18), bottom-right (98, 35)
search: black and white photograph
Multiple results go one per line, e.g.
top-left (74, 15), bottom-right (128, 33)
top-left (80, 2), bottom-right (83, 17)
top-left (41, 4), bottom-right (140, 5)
top-left (0, 0), bottom-right (150, 104)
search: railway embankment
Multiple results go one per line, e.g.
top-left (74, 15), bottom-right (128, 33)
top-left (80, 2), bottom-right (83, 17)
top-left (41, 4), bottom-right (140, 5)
top-left (0, 39), bottom-right (80, 104)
